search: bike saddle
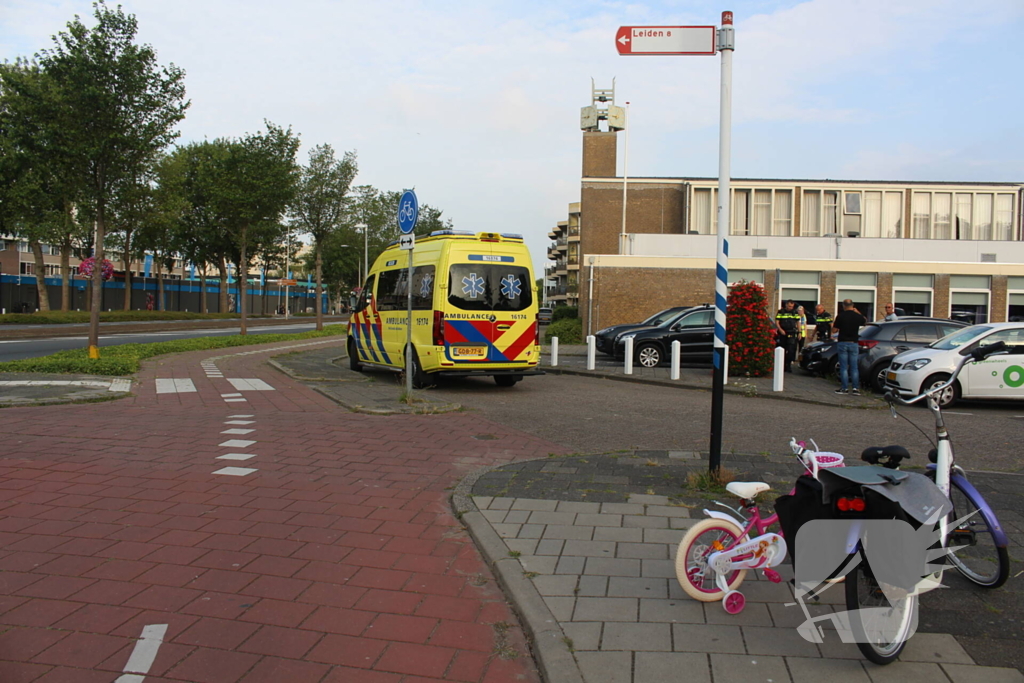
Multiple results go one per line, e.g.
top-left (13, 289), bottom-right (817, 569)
top-left (860, 445), bottom-right (910, 469)
top-left (726, 482), bottom-right (770, 499)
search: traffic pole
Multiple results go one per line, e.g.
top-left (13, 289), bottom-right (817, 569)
top-left (709, 11), bottom-right (734, 475)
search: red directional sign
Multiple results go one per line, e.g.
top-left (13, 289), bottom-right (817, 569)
top-left (615, 26), bottom-right (717, 56)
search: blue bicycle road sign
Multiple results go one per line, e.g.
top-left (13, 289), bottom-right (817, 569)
top-left (398, 190), bottom-right (418, 235)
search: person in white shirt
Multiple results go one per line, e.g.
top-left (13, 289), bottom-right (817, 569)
top-left (883, 303), bottom-right (898, 322)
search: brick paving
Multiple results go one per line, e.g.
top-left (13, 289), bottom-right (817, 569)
top-left (0, 337), bottom-right (556, 682)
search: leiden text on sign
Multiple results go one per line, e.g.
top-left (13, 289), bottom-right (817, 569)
top-left (615, 26), bottom-right (716, 55)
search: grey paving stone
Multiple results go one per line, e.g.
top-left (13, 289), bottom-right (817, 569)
top-left (594, 527), bottom-right (644, 543)
top-left (644, 528), bottom-right (687, 544)
top-left (482, 509), bottom-right (507, 523)
top-left (639, 598), bottom-right (705, 624)
top-left (646, 505), bottom-right (692, 518)
top-left (815, 636), bottom-right (871, 661)
top-left (859, 662), bottom-right (949, 683)
top-left (576, 513), bottom-right (623, 527)
top-left (502, 510), bottom-right (531, 524)
top-left (635, 653), bottom-right (710, 683)
top-left (743, 626), bottom-right (821, 657)
top-left (670, 517), bottom-right (702, 529)
top-left (735, 580), bottom-right (795, 603)
top-left (584, 557), bottom-right (641, 577)
top-left (528, 510), bottom-right (578, 525)
top-left (572, 597), bottom-right (638, 622)
top-left (667, 580), bottom-right (690, 600)
top-left (787, 657), bottom-right (870, 683)
top-left (561, 540), bottom-right (617, 557)
top-left (617, 542), bottom-right (668, 560)
top-left (562, 621), bottom-right (602, 651)
top-left (623, 515), bottom-right (670, 528)
top-left (704, 601), bottom-right (773, 627)
top-left (668, 450), bottom-right (701, 459)
top-left (601, 503), bottom-right (645, 515)
top-left (556, 501), bottom-right (601, 514)
top-left (592, 475), bottom-right (630, 485)
top-left (519, 555), bottom-right (558, 575)
top-left (489, 496), bottom-right (514, 510)
top-left (641, 559), bottom-right (676, 579)
top-left (532, 574), bottom-right (579, 596)
top-left (472, 496), bottom-right (493, 510)
top-left (575, 652), bottom-right (632, 683)
top-left (517, 524), bottom-right (545, 539)
top-left (577, 575), bottom-right (608, 597)
top-left (492, 523), bottom-right (521, 538)
top-left (672, 623), bottom-right (745, 654)
top-left (710, 653), bottom-right (792, 683)
top-left (768, 601), bottom-right (833, 629)
top-left (606, 577), bottom-right (669, 599)
top-left (542, 524), bottom-right (594, 540)
top-left (535, 539), bottom-right (565, 556)
top-left (542, 595), bottom-right (576, 621)
top-left (628, 494), bottom-right (671, 505)
top-left (511, 498), bottom-right (558, 511)
top-left (504, 539), bottom-right (538, 556)
top-left (600, 622), bottom-right (672, 651)
top-left (941, 664), bottom-right (1024, 683)
top-left (899, 633), bottom-right (974, 665)
top-left (555, 555), bottom-right (586, 575)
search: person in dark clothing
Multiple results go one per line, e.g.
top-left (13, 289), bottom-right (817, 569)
top-left (832, 299), bottom-right (866, 394)
top-left (814, 304), bottom-right (833, 342)
top-left (775, 299), bottom-right (800, 373)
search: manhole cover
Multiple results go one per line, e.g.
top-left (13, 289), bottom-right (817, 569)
top-left (473, 434), bottom-right (498, 441)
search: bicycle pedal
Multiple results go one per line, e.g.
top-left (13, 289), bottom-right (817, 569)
top-left (763, 569), bottom-right (783, 584)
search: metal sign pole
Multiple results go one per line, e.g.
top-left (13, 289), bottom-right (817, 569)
top-left (406, 248), bottom-right (414, 396)
top-left (709, 11), bottom-right (734, 475)
top-left (397, 191), bottom-right (419, 397)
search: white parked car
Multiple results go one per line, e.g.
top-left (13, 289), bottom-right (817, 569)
top-left (885, 322), bottom-right (1024, 407)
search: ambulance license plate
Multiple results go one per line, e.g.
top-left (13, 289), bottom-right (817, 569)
top-left (453, 346), bottom-right (486, 358)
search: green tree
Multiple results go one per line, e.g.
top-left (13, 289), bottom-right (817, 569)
top-left (291, 144), bottom-right (357, 330)
top-left (37, 1), bottom-right (188, 353)
top-left (214, 122), bottom-right (299, 334)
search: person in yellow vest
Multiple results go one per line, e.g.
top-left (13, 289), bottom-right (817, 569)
top-left (796, 305), bottom-right (808, 356)
top-left (775, 299), bottom-right (800, 373)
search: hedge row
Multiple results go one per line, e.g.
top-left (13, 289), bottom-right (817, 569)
top-left (544, 317), bottom-right (583, 344)
top-left (0, 310), bottom-right (321, 325)
top-left (0, 325), bottom-right (346, 376)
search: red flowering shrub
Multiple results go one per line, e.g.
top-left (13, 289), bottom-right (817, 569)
top-left (726, 281), bottom-right (775, 377)
top-left (80, 257), bottom-right (114, 280)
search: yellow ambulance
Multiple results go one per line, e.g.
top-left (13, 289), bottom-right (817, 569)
top-left (347, 231), bottom-right (542, 387)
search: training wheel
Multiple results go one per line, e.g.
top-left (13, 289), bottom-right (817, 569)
top-left (722, 590), bottom-right (746, 615)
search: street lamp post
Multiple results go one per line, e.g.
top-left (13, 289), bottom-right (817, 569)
top-left (356, 223), bottom-right (368, 288)
top-left (284, 229), bottom-right (291, 320)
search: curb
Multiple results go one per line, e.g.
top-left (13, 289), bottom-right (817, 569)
top-left (267, 355), bottom-right (360, 382)
top-left (452, 465), bottom-right (585, 683)
top-left (542, 366), bottom-right (886, 410)
top-left (0, 316), bottom-right (348, 339)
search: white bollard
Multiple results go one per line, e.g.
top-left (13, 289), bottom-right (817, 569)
top-left (586, 335), bottom-right (596, 370)
top-left (551, 337), bottom-right (559, 367)
top-left (624, 337), bottom-right (634, 375)
top-left (670, 340), bottom-right (681, 380)
top-left (723, 344), bottom-right (730, 384)
top-left (773, 346), bottom-right (785, 391)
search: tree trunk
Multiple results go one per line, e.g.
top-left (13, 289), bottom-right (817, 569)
top-left (157, 260), bottom-right (166, 311)
top-left (88, 208), bottom-right (105, 354)
top-left (122, 229), bottom-right (133, 311)
top-left (200, 262), bottom-right (208, 313)
top-left (29, 239), bottom-right (51, 312)
top-left (315, 242), bottom-right (323, 331)
top-left (60, 241), bottom-right (71, 311)
top-left (218, 257), bottom-right (228, 314)
top-left (239, 230), bottom-right (248, 335)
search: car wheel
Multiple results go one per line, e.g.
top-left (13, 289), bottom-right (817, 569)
top-left (826, 358), bottom-right (838, 378)
top-left (636, 343), bottom-right (662, 368)
top-left (494, 375), bottom-right (518, 387)
top-left (923, 373), bottom-right (961, 408)
top-left (348, 338), bottom-right (363, 372)
top-left (869, 362), bottom-right (890, 393)
top-left (407, 346), bottom-right (434, 388)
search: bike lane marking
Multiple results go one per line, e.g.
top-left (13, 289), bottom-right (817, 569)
top-left (114, 623), bottom-right (168, 683)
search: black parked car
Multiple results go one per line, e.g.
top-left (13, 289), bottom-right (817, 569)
top-left (594, 306), bottom-right (693, 356)
top-left (799, 317), bottom-right (967, 392)
top-left (614, 305), bottom-right (715, 367)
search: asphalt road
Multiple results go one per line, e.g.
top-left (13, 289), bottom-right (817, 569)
top-left (424, 371), bottom-right (1024, 473)
top-left (0, 322), bottom-right (338, 362)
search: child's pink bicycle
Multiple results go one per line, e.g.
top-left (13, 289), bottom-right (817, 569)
top-left (674, 439), bottom-right (844, 614)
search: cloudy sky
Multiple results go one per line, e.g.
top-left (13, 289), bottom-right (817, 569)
top-left (4, 0), bottom-right (1023, 273)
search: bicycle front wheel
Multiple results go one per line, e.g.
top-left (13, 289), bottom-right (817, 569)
top-left (675, 518), bottom-right (747, 602)
top-left (845, 562), bottom-right (917, 665)
top-left (946, 480), bottom-right (1010, 588)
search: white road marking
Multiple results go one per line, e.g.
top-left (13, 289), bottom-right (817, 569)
top-left (224, 420), bottom-right (255, 425)
top-left (217, 453), bottom-right (258, 461)
top-left (226, 378), bottom-right (276, 391)
top-left (221, 428), bottom-right (255, 435)
top-left (221, 393), bottom-right (243, 397)
top-left (213, 466), bottom-right (257, 476)
top-left (224, 398), bottom-right (247, 402)
top-left (228, 414), bottom-right (255, 418)
top-left (109, 378), bottom-right (132, 392)
top-left (944, 411), bottom-right (973, 416)
top-left (115, 623), bottom-right (168, 683)
top-left (155, 379), bottom-right (196, 394)
top-left (219, 439), bottom-right (256, 448)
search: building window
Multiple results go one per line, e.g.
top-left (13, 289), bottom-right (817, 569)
top-left (18, 241), bottom-right (30, 253)
top-left (837, 272), bottom-right (877, 321)
top-left (996, 195), bottom-right (1015, 241)
top-left (955, 193), bottom-right (973, 239)
top-left (801, 190), bottom-right (838, 237)
top-left (729, 269), bottom-right (764, 286)
top-left (773, 190), bottom-right (792, 236)
top-left (779, 271), bottom-right (820, 316)
top-left (949, 274), bottom-right (990, 324)
top-left (691, 188), bottom-right (717, 235)
top-left (1008, 277), bottom-right (1024, 322)
top-left (862, 191), bottom-right (903, 238)
top-left (45, 264), bottom-right (61, 277)
top-left (892, 274), bottom-right (933, 317)
top-left (20, 261), bottom-right (34, 275)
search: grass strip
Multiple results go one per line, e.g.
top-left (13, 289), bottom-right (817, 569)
top-left (1, 310), bottom-right (319, 325)
top-left (0, 325), bottom-right (345, 376)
